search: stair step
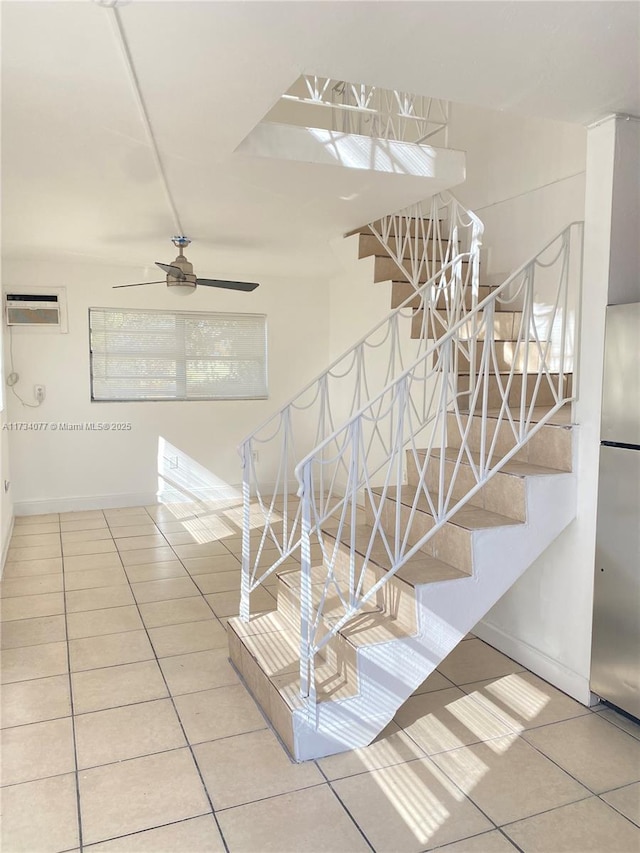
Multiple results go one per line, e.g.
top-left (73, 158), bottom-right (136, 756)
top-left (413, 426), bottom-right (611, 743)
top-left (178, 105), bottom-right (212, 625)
top-left (446, 410), bottom-right (573, 472)
top-left (391, 281), bottom-right (494, 310)
top-left (227, 611), bottom-right (358, 756)
top-left (368, 485), bottom-right (521, 574)
top-left (322, 523), bottom-right (468, 585)
top-left (358, 232), bottom-right (450, 261)
top-left (375, 255), bottom-right (472, 284)
top-left (455, 340), bottom-right (549, 373)
top-left (456, 371), bottom-right (572, 409)
top-left (411, 308), bottom-right (526, 341)
top-left (407, 447), bottom-right (570, 522)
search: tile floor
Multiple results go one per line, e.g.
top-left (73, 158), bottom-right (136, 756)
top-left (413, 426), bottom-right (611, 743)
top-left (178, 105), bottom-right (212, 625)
top-left (1, 504), bottom-right (639, 853)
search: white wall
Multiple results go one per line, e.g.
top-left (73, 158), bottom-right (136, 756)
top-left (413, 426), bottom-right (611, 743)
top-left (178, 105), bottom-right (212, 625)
top-left (475, 116), bottom-right (629, 705)
top-left (447, 102), bottom-right (587, 276)
top-left (3, 258), bottom-right (330, 513)
top-left (0, 320), bottom-right (14, 566)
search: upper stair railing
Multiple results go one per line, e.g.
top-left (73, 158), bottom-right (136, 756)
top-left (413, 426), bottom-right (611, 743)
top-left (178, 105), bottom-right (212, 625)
top-left (294, 221), bottom-right (584, 710)
top-left (239, 191), bottom-right (483, 620)
top-left (281, 75), bottom-right (449, 144)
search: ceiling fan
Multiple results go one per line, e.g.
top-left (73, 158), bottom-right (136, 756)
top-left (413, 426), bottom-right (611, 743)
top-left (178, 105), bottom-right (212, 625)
top-left (113, 237), bottom-right (259, 296)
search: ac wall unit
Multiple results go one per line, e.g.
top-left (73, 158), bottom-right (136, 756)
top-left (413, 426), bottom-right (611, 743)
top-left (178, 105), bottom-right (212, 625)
top-left (5, 293), bottom-right (61, 327)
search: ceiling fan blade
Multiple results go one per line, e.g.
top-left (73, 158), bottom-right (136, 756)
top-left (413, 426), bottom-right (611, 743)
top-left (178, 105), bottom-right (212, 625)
top-left (196, 279), bottom-right (260, 292)
top-left (112, 280), bottom-right (166, 289)
top-left (155, 262), bottom-right (186, 279)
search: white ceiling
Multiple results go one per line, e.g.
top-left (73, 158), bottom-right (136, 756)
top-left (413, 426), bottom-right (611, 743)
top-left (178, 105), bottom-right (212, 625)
top-left (2, 1), bottom-right (638, 279)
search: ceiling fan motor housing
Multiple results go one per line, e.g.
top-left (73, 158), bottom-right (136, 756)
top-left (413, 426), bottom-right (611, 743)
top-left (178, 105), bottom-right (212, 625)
top-left (167, 253), bottom-right (197, 294)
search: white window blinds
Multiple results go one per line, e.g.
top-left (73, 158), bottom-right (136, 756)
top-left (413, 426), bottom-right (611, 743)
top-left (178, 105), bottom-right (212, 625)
top-left (89, 308), bottom-right (267, 401)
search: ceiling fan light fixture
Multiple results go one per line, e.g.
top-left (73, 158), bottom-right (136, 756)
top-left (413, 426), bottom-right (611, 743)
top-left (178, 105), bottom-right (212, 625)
top-left (168, 283), bottom-right (197, 296)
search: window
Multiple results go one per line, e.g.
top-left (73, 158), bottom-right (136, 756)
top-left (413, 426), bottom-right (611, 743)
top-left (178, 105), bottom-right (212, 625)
top-left (89, 308), bottom-right (267, 401)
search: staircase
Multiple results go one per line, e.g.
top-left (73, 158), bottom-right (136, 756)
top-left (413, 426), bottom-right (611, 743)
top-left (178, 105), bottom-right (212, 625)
top-left (228, 194), bottom-right (583, 761)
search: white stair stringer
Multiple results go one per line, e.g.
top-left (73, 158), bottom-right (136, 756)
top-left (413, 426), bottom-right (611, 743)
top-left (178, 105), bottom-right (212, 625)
top-left (289, 467), bottom-right (578, 761)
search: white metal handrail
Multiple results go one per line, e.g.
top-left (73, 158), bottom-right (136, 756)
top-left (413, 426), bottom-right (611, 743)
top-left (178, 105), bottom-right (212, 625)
top-left (293, 222), bottom-right (584, 709)
top-left (281, 75), bottom-right (449, 144)
top-left (239, 192), bottom-right (483, 620)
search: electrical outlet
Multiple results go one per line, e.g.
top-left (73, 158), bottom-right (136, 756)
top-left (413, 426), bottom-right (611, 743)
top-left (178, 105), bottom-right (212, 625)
top-left (34, 384), bottom-right (46, 403)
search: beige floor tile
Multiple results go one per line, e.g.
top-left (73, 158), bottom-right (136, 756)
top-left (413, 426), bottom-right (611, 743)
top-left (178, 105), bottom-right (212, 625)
top-left (0, 573), bottom-right (64, 598)
top-left (120, 545), bottom-right (176, 567)
top-left (10, 532), bottom-right (62, 549)
top-left (1, 717), bottom-right (75, 785)
top-left (205, 586), bottom-right (275, 618)
top-left (149, 619), bottom-right (228, 657)
top-left (154, 519), bottom-right (194, 534)
top-left (15, 513), bottom-right (60, 525)
top-left (413, 669), bottom-right (457, 696)
top-left (2, 557), bottom-right (63, 578)
top-left (60, 518), bottom-right (109, 532)
top-left (601, 781), bottom-right (640, 826)
top-left (1, 674), bottom-right (71, 728)
top-left (11, 521), bottom-right (60, 535)
top-left (69, 629), bottom-right (154, 672)
top-left (502, 795), bottom-right (640, 852)
top-left (159, 648), bottom-right (239, 695)
top-left (216, 784), bottom-right (370, 853)
top-left (432, 735), bottom-right (589, 826)
top-left (6, 543), bottom-right (62, 562)
top-left (0, 773), bottom-right (79, 853)
top-left (75, 698), bottom-right (186, 769)
top-left (435, 830), bottom-right (519, 852)
top-left (131, 576), bottom-right (200, 604)
top-left (61, 527), bottom-right (113, 544)
top-left (1, 614), bottom-right (66, 649)
top-left (598, 706), bottom-right (640, 741)
top-left (318, 722), bottom-right (425, 781)
top-left (63, 552), bottom-right (123, 573)
top-left (174, 684), bottom-right (267, 744)
top-left (115, 533), bottom-right (168, 552)
top-left (67, 605), bottom-right (143, 640)
top-left (193, 570), bottom-right (241, 595)
top-left (79, 748), bottom-right (210, 845)
top-left (103, 508), bottom-right (151, 523)
top-left (523, 713), bottom-right (640, 794)
top-left (109, 523), bottom-right (160, 539)
top-left (64, 567), bottom-right (129, 591)
top-left (86, 814), bottom-right (225, 852)
top-left (62, 538), bottom-right (117, 558)
top-left (1, 641), bottom-right (69, 684)
top-left (333, 760), bottom-right (495, 850)
top-left (394, 687), bottom-right (515, 755)
top-left (181, 553), bottom-right (241, 575)
top-left (163, 530), bottom-right (206, 546)
top-left (172, 541), bottom-right (230, 560)
top-left (438, 639), bottom-right (523, 685)
top-left (71, 660), bottom-right (168, 714)
top-left (65, 585), bottom-right (135, 613)
top-left (139, 595), bottom-right (214, 628)
top-left (1, 592), bottom-right (65, 621)
top-left (195, 727), bottom-right (323, 809)
top-left (124, 560), bottom-right (187, 583)
top-left (59, 510), bottom-right (105, 521)
top-left (461, 671), bottom-right (590, 732)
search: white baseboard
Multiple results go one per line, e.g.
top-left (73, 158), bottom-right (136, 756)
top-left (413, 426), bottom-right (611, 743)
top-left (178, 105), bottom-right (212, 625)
top-left (12, 485), bottom-right (252, 517)
top-left (14, 493), bottom-right (160, 516)
top-left (1, 515), bottom-right (15, 578)
top-left (474, 619), bottom-right (592, 706)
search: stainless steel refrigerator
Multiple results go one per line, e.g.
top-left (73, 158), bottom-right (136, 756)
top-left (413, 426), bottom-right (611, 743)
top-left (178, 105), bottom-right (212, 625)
top-left (591, 302), bottom-right (640, 720)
